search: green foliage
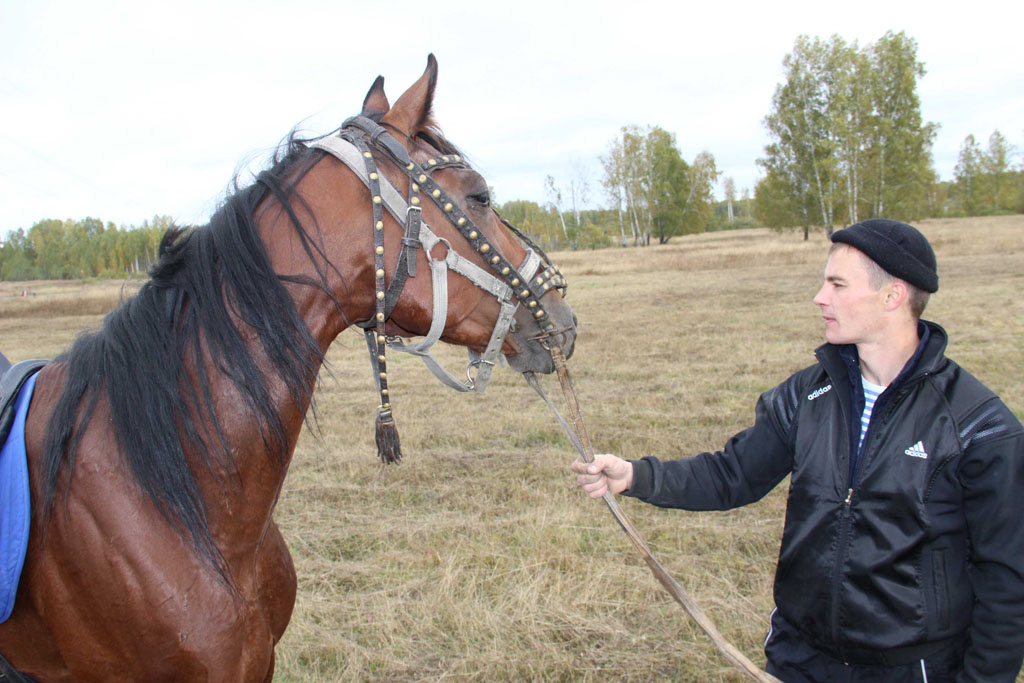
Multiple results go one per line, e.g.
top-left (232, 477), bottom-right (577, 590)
top-left (951, 131), bottom-right (1022, 216)
top-left (600, 125), bottom-right (719, 244)
top-left (0, 216), bottom-right (172, 281)
top-left (758, 31), bottom-right (938, 231)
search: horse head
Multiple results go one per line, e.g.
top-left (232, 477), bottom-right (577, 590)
top-left (339, 55), bottom-right (577, 377)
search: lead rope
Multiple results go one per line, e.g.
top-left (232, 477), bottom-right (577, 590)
top-left (525, 345), bottom-right (781, 683)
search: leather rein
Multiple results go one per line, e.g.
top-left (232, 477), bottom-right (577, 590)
top-left (311, 116), bottom-right (567, 462)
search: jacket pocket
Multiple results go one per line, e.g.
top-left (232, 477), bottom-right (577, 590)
top-left (931, 548), bottom-right (950, 631)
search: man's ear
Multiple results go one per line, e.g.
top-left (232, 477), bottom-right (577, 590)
top-left (885, 280), bottom-right (909, 311)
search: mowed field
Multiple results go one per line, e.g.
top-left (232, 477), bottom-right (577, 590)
top-left (2, 215), bottom-right (1022, 681)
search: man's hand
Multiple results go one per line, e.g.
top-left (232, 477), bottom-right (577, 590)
top-left (571, 454), bottom-right (634, 498)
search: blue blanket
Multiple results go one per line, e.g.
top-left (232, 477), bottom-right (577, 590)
top-left (0, 371), bottom-right (37, 623)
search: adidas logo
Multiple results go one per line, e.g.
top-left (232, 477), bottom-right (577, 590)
top-left (807, 384), bottom-right (832, 401)
top-left (904, 441), bottom-right (928, 459)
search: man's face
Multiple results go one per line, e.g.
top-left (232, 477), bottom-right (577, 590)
top-left (812, 245), bottom-right (888, 346)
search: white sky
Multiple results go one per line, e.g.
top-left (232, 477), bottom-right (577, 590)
top-left (2, 0), bottom-right (1022, 238)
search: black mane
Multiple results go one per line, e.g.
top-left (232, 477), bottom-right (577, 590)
top-left (42, 131), bottom-right (345, 580)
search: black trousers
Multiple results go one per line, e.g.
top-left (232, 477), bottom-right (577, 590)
top-left (764, 609), bottom-right (966, 683)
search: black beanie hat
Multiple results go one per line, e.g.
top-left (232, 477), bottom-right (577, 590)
top-left (830, 219), bottom-right (939, 293)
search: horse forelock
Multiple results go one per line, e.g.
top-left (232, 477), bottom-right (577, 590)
top-left (42, 132), bottom-right (339, 584)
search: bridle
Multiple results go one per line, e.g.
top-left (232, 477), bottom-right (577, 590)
top-left (311, 116), bottom-right (567, 461)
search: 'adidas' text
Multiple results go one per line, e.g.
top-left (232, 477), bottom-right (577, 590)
top-left (807, 385), bottom-right (832, 401)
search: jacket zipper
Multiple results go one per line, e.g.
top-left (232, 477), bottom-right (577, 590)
top-left (827, 374), bottom-right (930, 645)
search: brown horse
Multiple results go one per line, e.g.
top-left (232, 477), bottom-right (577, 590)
top-left (0, 56), bottom-right (576, 681)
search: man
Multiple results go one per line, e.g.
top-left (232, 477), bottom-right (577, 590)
top-left (572, 219), bottom-right (1024, 682)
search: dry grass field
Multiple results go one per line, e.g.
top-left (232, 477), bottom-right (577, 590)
top-left (1, 215), bottom-right (1022, 681)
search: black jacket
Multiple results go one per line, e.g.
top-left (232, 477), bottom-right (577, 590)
top-left (625, 321), bottom-right (1024, 681)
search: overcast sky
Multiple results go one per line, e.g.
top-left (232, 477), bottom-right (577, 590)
top-left (2, 0), bottom-right (1022, 238)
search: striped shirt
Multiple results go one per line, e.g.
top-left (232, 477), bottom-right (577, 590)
top-left (859, 376), bottom-right (887, 449)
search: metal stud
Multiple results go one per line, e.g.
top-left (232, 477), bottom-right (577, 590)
top-left (406, 162), bottom-right (415, 170)
top-left (534, 309), bottom-right (545, 318)
top-left (373, 196), bottom-right (382, 204)
top-left (376, 268), bottom-right (385, 277)
top-left (490, 255), bottom-right (500, 264)
top-left (376, 291), bottom-right (385, 300)
top-left (442, 156), bottom-right (450, 162)
top-left (377, 355), bottom-right (386, 363)
top-left (411, 196), bottom-right (420, 205)
top-left (431, 189), bottom-right (441, 198)
top-left (369, 172), bottom-right (378, 181)
top-left (536, 277), bottom-right (544, 285)
top-left (457, 217), bottom-right (466, 227)
top-left (375, 246), bottom-right (384, 255)
top-left (444, 202), bottom-right (453, 212)
top-left (501, 267), bottom-right (510, 275)
top-left (479, 244), bottom-right (491, 254)
top-left (376, 312), bottom-right (385, 322)
top-left (382, 403), bottom-right (391, 410)
top-left (418, 174), bottom-right (427, 183)
top-left (377, 334), bottom-right (386, 343)
top-left (363, 151), bottom-right (372, 158)
top-left (520, 289), bottom-right (531, 298)
top-left (453, 155), bottom-right (461, 162)
top-left (375, 221), bottom-right (384, 230)
top-left (412, 183), bottom-right (419, 192)
top-left (468, 230), bottom-right (478, 239)
top-left (528, 300), bottom-right (537, 308)
top-left (381, 389), bottom-right (389, 396)
top-left (511, 278), bottom-right (520, 286)
top-left (428, 159), bottom-right (437, 166)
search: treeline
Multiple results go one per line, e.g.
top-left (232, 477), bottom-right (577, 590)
top-left (4, 31), bottom-right (1022, 280)
top-left (1, 216), bottom-right (171, 281)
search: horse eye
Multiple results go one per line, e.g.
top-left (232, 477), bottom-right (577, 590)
top-left (469, 191), bottom-right (491, 207)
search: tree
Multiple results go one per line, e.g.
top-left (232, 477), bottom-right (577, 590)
top-left (954, 134), bottom-right (984, 216)
top-left (759, 32), bottom-right (937, 234)
top-left (723, 177), bottom-right (736, 223)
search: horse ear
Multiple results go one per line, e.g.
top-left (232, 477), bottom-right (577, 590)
top-left (361, 76), bottom-right (390, 117)
top-left (383, 54), bottom-right (438, 136)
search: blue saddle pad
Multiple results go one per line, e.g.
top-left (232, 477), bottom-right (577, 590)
top-left (0, 371), bottom-right (37, 623)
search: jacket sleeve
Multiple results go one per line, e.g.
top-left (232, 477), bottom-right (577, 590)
top-left (956, 399), bottom-right (1024, 682)
top-left (622, 371), bottom-right (805, 511)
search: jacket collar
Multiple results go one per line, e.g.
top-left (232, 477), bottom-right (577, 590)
top-left (815, 320), bottom-right (948, 390)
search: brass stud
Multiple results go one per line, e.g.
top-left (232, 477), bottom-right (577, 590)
top-left (363, 151), bottom-right (372, 158)
top-left (412, 183), bottom-right (419, 192)
top-left (373, 195), bottom-right (382, 204)
top-left (457, 217), bottom-right (466, 227)
top-left (376, 312), bottom-right (385, 322)
top-left (369, 172), bottom-right (378, 180)
top-left (377, 355), bottom-right (386, 363)
top-left (411, 196), bottom-right (420, 205)
top-left (479, 244), bottom-right (491, 254)
top-left (536, 277), bottom-right (544, 285)
top-left (529, 300), bottom-right (538, 308)
top-left (428, 159), bottom-right (437, 166)
top-left (375, 246), bottom-right (384, 255)
top-left (382, 402), bottom-right (391, 410)
top-left (468, 230), bottom-right (478, 239)
top-left (490, 255), bottom-right (500, 264)
top-left (376, 291), bottom-right (385, 300)
top-left (444, 202), bottom-right (453, 212)
top-left (501, 267), bottom-right (510, 275)
top-left (406, 162), bottom-right (415, 170)
top-left (381, 389), bottom-right (389, 396)
top-left (431, 189), bottom-right (441, 198)
top-left (377, 334), bottom-right (386, 343)
top-left (511, 278), bottom-right (520, 286)
top-left (376, 268), bottom-right (385, 277)
top-left (453, 155), bottom-right (461, 162)
top-left (375, 221), bottom-right (384, 230)
top-left (534, 309), bottom-right (545, 318)
top-left (442, 156), bottom-right (450, 162)
top-left (543, 283), bottom-right (551, 291)
top-left (379, 371), bottom-right (387, 379)
top-left (520, 289), bottom-right (531, 298)
top-left (418, 174), bottom-right (427, 183)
